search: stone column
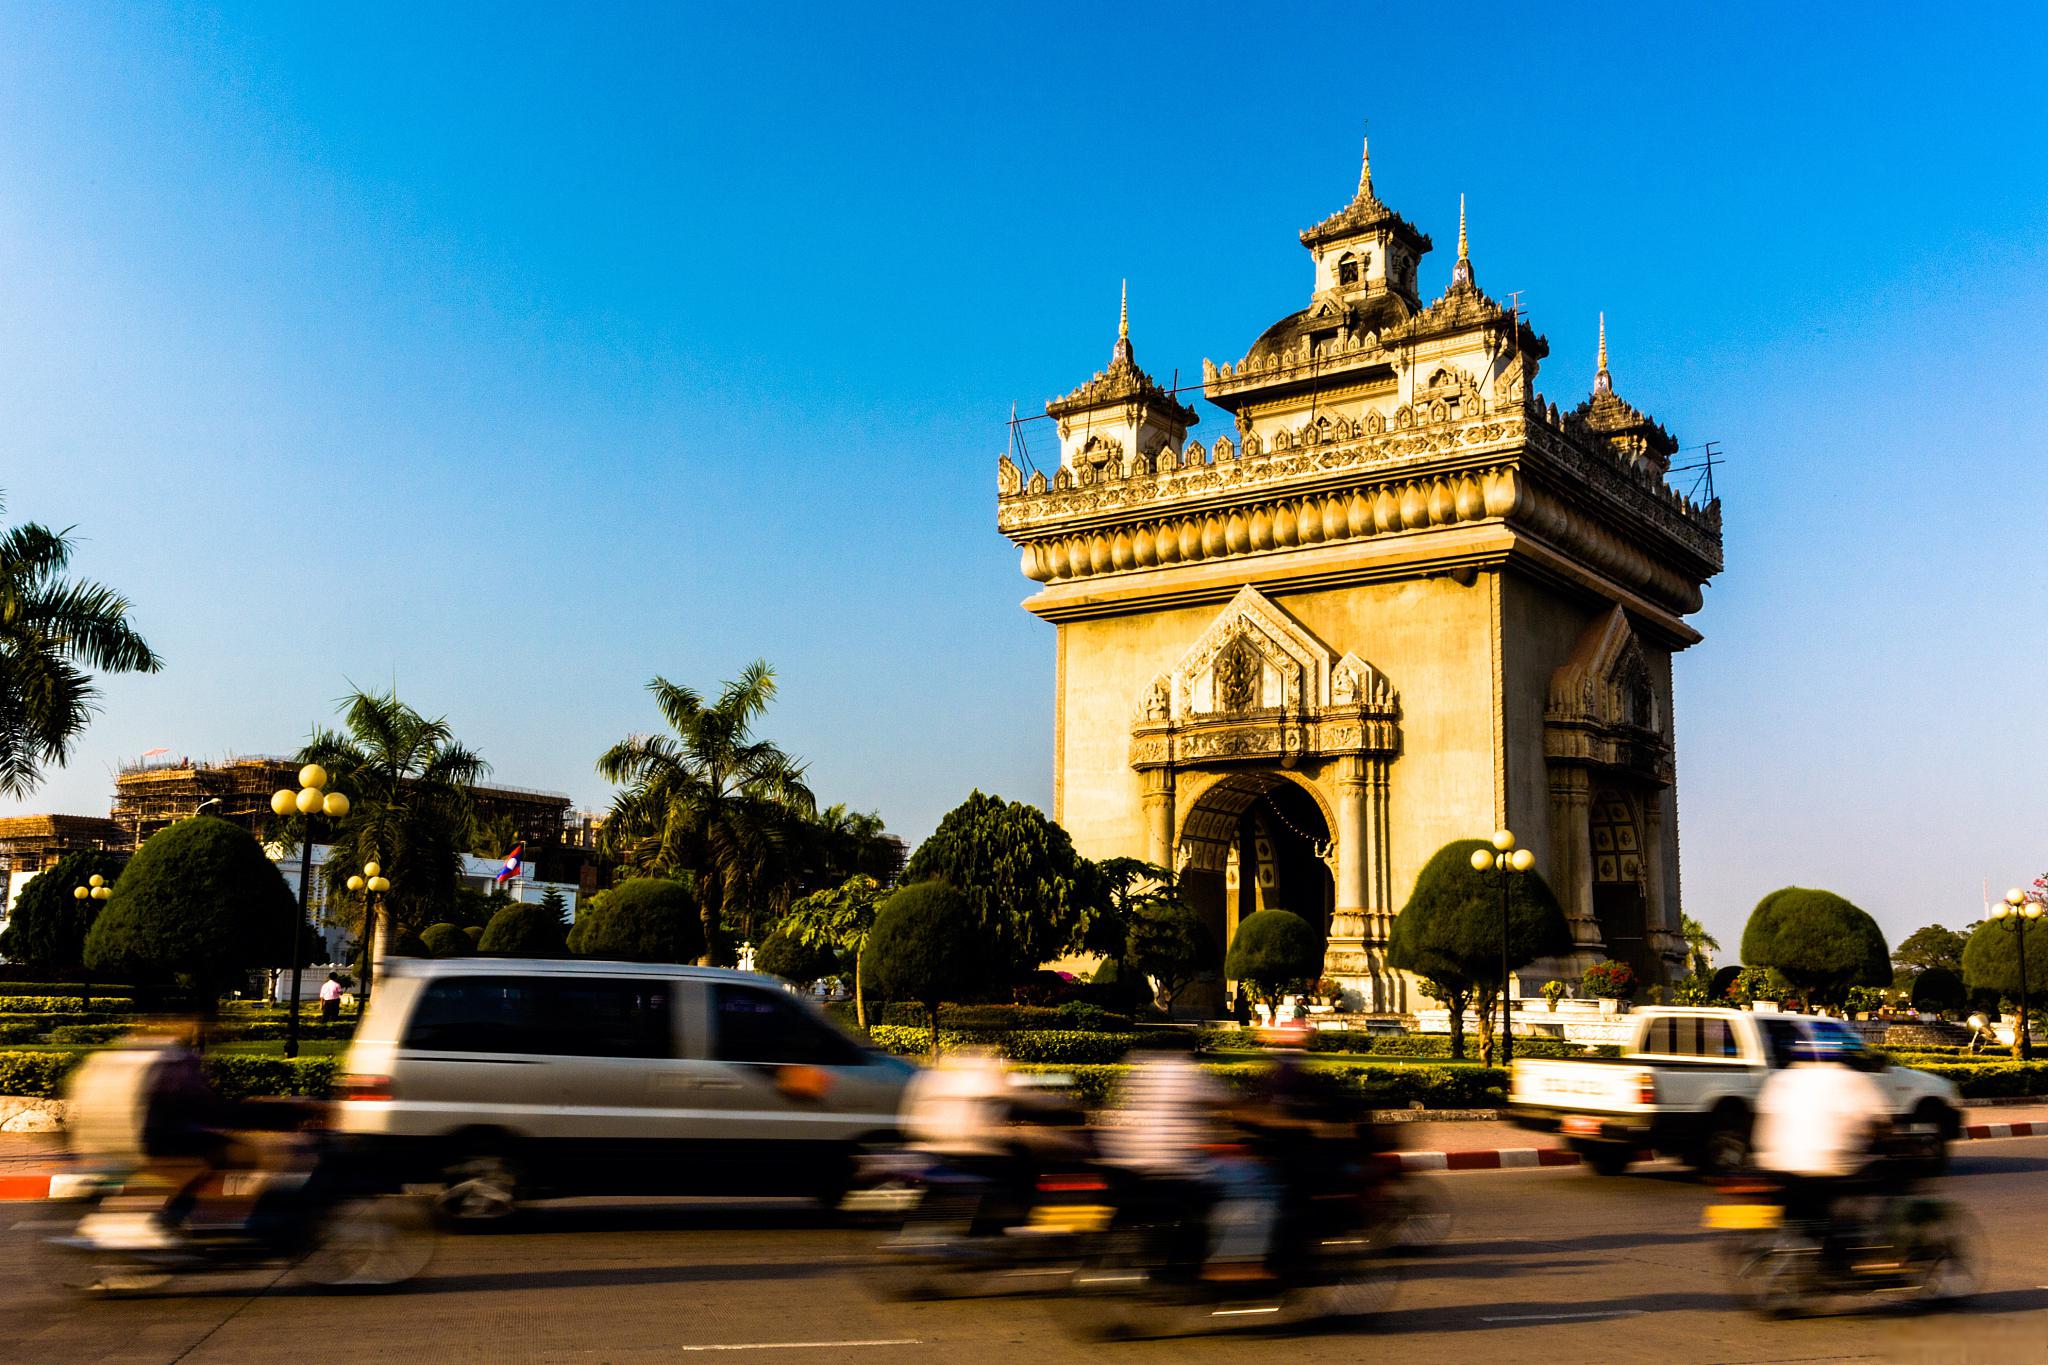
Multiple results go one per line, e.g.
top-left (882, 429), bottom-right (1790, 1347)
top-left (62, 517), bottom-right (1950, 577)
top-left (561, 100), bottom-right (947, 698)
top-left (1140, 767), bottom-right (1175, 870)
top-left (1330, 755), bottom-right (1369, 943)
top-left (1548, 765), bottom-right (1603, 971)
top-left (1641, 800), bottom-right (1686, 975)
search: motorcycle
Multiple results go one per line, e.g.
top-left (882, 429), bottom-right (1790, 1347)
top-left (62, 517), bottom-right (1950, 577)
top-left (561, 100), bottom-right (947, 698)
top-left (28, 1135), bottom-right (436, 1296)
top-left (1059, 1142), bottom-right (1405, 1340)
top-left (1705, 1177), bottom-right (1980, 1317)
top-left (862, 1148), bottom-right (1115, 1300)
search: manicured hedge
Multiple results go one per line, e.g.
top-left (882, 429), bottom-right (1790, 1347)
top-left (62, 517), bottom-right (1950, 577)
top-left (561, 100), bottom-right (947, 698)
top-left (0, 1050), bottom-right (81, 1096)
top-left (0, 982), bottom-right (135, 997)
top-left (865, 1025), bottom-right (1143, 1065)
top-left (1006, 1059), bottom-right (1510, 1111)
top-left (854, 1002), bottom-right (1135, 1033)
top-left (1895, 1060), bottom-right (2048, 1098)
top-left (1195, 1028), bottom-right (1618, 1060)
top-left (0, 1049), bottom-right (338, 1100)
top-left (0, 997), bottom-right (136, 1015)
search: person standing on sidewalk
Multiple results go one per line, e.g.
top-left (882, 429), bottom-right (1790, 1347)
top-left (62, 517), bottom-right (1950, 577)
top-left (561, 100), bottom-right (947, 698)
top-left (318, 972), bottom-right (344, 1023)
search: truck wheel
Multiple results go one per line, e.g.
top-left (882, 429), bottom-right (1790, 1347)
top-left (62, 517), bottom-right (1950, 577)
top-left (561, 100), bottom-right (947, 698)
top-left (1908, 1102), bottom-right (1955, 1174)
top-left (1693, 1115), bottom-right (1752, 1176)
top-left (1584, 1145), bottom-right (1632, 1177)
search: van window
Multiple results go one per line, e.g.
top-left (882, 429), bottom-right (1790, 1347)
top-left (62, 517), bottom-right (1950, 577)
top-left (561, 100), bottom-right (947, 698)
top-left (404, 977), bottom-right (544, 1054)
top-left (548, 979), bottom-right (676, 1059)
top-left (712, 984), bottom-right (863, 1066)
top-left (1642, 1018), bottom-right (1678, 1054)
top-left (403, 975), bottom-right (676, 1058)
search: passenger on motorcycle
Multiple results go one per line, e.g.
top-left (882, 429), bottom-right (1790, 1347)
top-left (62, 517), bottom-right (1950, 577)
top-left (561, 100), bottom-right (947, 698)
top-left (1751, 1033), bottom-right (1895, 1256)
top-left (64, 1022), bottom-right (236, 1249)
top-left (1099, 1048), bottom-right (1279, 1281)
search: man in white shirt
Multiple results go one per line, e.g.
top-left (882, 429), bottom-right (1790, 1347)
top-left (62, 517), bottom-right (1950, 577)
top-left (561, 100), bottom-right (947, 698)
top-left (1752, 1038), bottom-right (1892, 1238)
top-left (318, 972), bottom-right (345, 1022)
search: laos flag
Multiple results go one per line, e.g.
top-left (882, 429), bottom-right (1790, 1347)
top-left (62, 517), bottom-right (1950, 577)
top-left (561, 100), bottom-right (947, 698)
top-left (494, 842), bottom-right (525, 886)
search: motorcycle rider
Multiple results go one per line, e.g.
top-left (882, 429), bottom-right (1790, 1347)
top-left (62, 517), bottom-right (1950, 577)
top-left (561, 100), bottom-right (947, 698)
top-left (64, 1021), bottom-right (235, 1248)
top-left (898, 1048), bottom-right (1086, 1229)
top-left (1750, 1032), bottom-right (1895, 1260)
top-left (1100, 1045), bottom-right (1278, 1281)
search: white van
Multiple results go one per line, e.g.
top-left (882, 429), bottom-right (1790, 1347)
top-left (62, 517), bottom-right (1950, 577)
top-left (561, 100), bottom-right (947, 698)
top-left (331, 957), bottom-right (914, 1221)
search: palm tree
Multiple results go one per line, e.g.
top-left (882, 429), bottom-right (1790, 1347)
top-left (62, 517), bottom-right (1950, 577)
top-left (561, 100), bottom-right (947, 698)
top-left (286, 689), bottom-right (489, 949)
top-left (598, 661), bottom-right (816, 964)
top-left (0, 496), bottom-right (162, 795)
top-left (1681, 914), bottom-right (1721, 978)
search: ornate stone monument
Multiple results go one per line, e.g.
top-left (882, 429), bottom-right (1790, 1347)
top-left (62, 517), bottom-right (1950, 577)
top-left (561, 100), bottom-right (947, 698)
top-left (996, 140), bottom-right (1723, 1013)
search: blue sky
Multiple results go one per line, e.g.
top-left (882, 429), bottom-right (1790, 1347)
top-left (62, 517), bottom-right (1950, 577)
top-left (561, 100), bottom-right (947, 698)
top-left (2, 2), bottom-right (2044, 954)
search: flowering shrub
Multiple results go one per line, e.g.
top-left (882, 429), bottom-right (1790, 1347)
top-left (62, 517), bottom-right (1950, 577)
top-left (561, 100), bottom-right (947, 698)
top-left (1581, 960), bottom-right (1635, 1000)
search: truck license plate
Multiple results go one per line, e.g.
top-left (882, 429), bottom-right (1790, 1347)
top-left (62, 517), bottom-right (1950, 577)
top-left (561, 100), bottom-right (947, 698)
top-left (1561, 1116), bottom-right (1603, 1137)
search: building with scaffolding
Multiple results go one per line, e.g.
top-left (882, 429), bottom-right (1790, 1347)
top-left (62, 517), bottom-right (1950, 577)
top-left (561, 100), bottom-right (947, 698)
top-left (995, 138), bottom-right (1724, 1013)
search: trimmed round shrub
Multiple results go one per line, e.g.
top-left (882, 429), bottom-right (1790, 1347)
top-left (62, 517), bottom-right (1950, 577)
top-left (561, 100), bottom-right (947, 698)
top-left (419, 922), bottom-right (473, 957)
top-left (478, 901), bottom-right (565, 956)
top-left (0, 848), bottom-right (128, 972)
top-left (565, 878), bottom-right (703, 964)
top-left (1911, 965), bottom-right (1966, 1014)
top-left (82, 816), bottom-right (303, 999)
top-left (1740, 888), bottom-right (1889, 1004)
top-left (463, 924), bottom-right (483, 944)
top-left (1224, 909), bottom-right (1323, 1007)
top-left (753, 926), bottom-right (837, 985)
top-left (1961, 920), bottom-right (2048, 999)
top-left (866, 880), bottom-right (990, 1051)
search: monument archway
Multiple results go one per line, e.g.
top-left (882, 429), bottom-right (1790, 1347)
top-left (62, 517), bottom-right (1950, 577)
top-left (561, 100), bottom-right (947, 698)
top-left (1175, 771), bottom-right (1336, 1000)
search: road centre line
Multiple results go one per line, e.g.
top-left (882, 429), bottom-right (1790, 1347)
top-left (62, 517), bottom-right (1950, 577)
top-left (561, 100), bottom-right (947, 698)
top-left (676, 1341), bottom-right (921, 1353)
top-left (1478, 1309), bottom-right (1646, 1324)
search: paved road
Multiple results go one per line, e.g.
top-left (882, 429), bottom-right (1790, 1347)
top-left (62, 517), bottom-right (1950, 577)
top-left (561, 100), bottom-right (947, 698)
top-left (3, 1138), bottom-right (2044, 1365)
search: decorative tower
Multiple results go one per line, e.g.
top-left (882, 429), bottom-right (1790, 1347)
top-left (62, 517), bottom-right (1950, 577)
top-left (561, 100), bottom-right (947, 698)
top-left (997, 139), bottom-right (1723, 1013)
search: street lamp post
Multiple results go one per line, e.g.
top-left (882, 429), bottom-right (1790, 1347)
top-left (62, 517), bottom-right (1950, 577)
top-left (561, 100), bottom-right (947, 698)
top-left (345, 862), bottom-right (391, 1008)
top-left (72, 876), bottom-right (112, 1010)
top-left (270, 765), bottom-right (351, 1059)
top-left (1471, 830), bottom-right (1536, 1067)
top-left (1989, 887), bottom-right (2043, 1062)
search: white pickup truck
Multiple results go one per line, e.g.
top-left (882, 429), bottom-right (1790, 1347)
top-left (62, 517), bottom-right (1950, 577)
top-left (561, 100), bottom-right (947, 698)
top-left (1507, 1007), bottom-right (1961, 1176)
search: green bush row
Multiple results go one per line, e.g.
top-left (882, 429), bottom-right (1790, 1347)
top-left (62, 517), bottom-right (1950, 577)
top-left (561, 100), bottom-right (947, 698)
top-left (844, 1002), bottom-right (1136, 1033)
top-left (1193, 1028), bottom-right (1618, 1060)
top-left (1006, 1060), bottom-right (1509, 1111)
top-left (0, 1049), bottom-right (339, 1100)
top-left (0, 997), bottom-right (137, 1015)
top-left (865, 1025), bottom-right (1144, 1065)
top-left (1900, 1061), bottom-right (2048, 1097)
top-left (0, 982), bottom-right (135, 997)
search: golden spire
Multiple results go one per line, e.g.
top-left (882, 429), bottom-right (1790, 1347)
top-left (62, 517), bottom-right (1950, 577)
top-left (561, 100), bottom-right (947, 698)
top-left (1357, 132), bottom-right (1373, 197)
top-left (1451, 193), bottom-right (1473, 289)
top-left (1458, 194), bottom-right (1468, 260)
top-left (1119, 278), bottom-right (1129, 341)
top-left (1594, 312), bottom-right (1612, 396)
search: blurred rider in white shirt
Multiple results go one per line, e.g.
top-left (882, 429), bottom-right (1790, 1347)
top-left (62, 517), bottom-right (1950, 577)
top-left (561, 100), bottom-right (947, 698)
top-left (1751, 1035), bottom-right (1892, 1237)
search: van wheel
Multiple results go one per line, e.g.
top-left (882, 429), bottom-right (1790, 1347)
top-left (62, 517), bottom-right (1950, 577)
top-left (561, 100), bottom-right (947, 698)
top-left (436, 1155), bottom-right (520, 1228)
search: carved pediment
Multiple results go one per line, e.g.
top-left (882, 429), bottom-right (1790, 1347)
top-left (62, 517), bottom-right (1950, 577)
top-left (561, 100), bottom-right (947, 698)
top-left (1169, 585), bottom-right (1332, 720)
top-left (1547, 606), bottom-right (1668, 779)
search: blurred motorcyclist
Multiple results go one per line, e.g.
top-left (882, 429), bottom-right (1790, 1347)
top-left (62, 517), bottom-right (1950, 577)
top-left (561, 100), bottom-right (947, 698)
top-left (1099, 1048), bottom-right (1278, 1281)
top-left (1751, 1034), bottom-right (1893, 1252)
top-left (64, 1021), bottom-right (233, 1249)
top-left (898, 1048), bottom-right (1087, 1226)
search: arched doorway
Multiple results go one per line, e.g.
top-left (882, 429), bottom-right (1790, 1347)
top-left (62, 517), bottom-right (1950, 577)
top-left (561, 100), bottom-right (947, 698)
top-left (1175, 771), bottom-right (1335, 1015)
top-left (1589, 790), bottom-right (1657, 987)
